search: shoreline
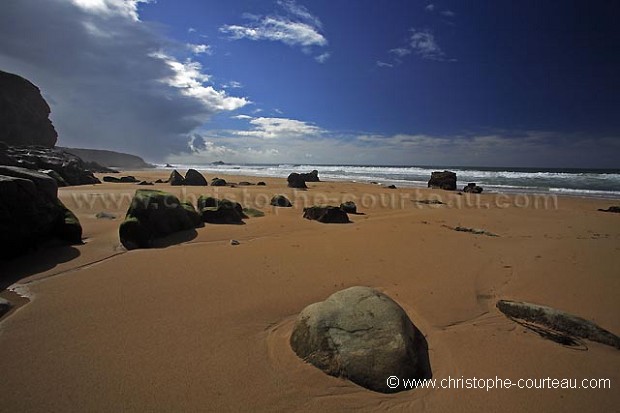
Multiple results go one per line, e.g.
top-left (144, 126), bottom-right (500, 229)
top-left (144, 165), bottom-right (620, 201)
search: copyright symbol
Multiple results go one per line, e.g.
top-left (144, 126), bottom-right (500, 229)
top-left (386, 376), bottom-right (399, 389)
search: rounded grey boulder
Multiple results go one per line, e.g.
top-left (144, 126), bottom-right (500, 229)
top-left (290, 286), bottom-right (430, 393)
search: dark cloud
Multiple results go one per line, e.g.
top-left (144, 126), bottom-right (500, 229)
top-left (0, 0), bottom-right (247, 161)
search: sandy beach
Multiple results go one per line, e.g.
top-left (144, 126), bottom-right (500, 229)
top-left (1, 170), bottom-right (619, 412)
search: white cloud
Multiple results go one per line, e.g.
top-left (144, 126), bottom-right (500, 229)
top-left (315, 52), bottom-right (330, 63)
top-left (220, 0), bottom-right (328, 58)
top-left (153, 53), bottom-right (249, 112)
top-left (441, 10), bottom-right (456, 17)
top-left (409, 29), bottom-right (447, 60)
top-left (0, 0), bottom-right (248, 160)
top-left (220, 17), bottom-right (327, 47)
top-left (425, 4), bottom-right (436, 12)
top-left (187, 43), bottom-right (212, 55)
top-left (389, 47), bottom-right (411, 58)
top-left (222, 80), bottom-right (243, 89)
top-left (232, 116), bottom-right (322, 139)
top-left (376, 61), bottom-right (394, 68)
top-left (232, 114), bottom-right (252, 120)
top-left (70, 0), bottom-right (151, 21)
top-left (277, 0), bottom-right (323, 29)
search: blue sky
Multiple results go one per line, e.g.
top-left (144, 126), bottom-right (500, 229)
top-left (1, 0), bottom-right (618, 167)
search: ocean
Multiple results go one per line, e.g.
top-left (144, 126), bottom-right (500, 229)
top-left (156, 163), bottom-right (620, 200)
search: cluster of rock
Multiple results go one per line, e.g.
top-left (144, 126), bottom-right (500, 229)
top-left (427, 170), bottom-right (484, 193)
top-left (303, 206), bottom-right (350, 223)
top-left (1, 143), bottom-right (103, 186)
top-left (119, 190), bottom-right (257, 249)
top-left (0, 166), bottom-right (82, 259)
top-left (290, 286), bottom-right (430, 393)
top-left (287, 170), bottom-right (320, 189)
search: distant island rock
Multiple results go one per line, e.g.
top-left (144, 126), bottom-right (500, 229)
top-left (211, 160), bottom-right (226, 165)
top-left (0, 70), bottom-right (58, 147)
top-left (62, 147), bottom-right (153, 169)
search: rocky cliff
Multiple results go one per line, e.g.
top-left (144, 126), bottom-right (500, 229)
top-left (0, 70), bottom-right (58, 147)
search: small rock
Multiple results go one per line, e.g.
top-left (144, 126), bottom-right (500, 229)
top-left (211, 177), bottom-right (227, 186)
top-left (462, 183), bottom-right (483, 193)
top-left (230, 239), bottom-right (240, 246)
top-left (257, 181), bottom-right (266, 186)
top-left (598, 206), bottom-right (620, 213)
top-left (287, 173), bottom-right (308, 189)
top-left (340, 201), bottom-right (357, 214)
top-left (137, 181), bottom-right (153, 186)
top-left (96, 211), bottom-right (117, 220)
top-left (303, 206), bottom-right (350, 223)
top-left (387, 185), bottom-right (397, 189)
top-left (270, 195), bottom-right (293, 207)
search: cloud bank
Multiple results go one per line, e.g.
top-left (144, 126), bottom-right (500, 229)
top-left (0, 0), bottom-right (248, 160)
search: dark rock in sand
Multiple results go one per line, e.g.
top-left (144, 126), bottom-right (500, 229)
top-left (0, 167), bottom-right (82, 258)
top-left (96, 212), bottom-right (117, 220)
top-left (184, 169), bottom-right (208, 186)
top-left (103, 176), bottom-right (121, 183)
top-left (54, 200), bottom-right (83, 244)
top-left (387, 185), bottom-right (397, 189)
top-left (169, 170), bottom-right (185, 186)
top-left (0, 70), bottom-right (57, 147)
top-left (197, 196), bottom-right (246, 224)
top-left (497, 300), bottom-right (620, 349)
top-left (242, 208), bottom-right (265, 218)
top-left (211, 177), bottom-right (227, 187)
top-left (165, 163), bottom-right (173, 168)
top-left (257, 181), bottom-right (266, 186)
top-left (340, 201), bottom-right (357, 214)
top-left (463, 183), bottom-right (483, 193)
top-left (119, 189), bottom-right (202, 249)
top-left (598, 206), bottom-right (620, 213)
top-left (119, 176), bottom-right (139, 183)
top-left (290, 286), bottom-right (430, 393)
top-left (428, 170), bottom-right (457, 191)
top-left (270, 195), bottom-right (293, 207)
top-left (303, 206), bottom-right (350, 223)
top-left (238, 181), bottom-right (254, 186)
top-left (287, 173), bottom-right (307, 189)
top-left (300, 170), bottom-right (320, 182)
top-left (137, 181), bottom-right (154, 186)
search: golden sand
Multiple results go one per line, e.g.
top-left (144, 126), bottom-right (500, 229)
top-left (1, 170), bottom-right (619, 412)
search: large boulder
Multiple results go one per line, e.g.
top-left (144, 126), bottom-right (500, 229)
top-left (184, 169), bottom-right (208, 186)
top-left (427, 171), bottom-right (457, 191)
top-left (287, 173), bottom-right (307, 189)
top-left (290, 287), bottom-right (430, 393)
top-left (270, 195), bottom-right (293, 207)
top-left (303, 206), bottom-right (349, 223)
top-left (119, 189), bottom-right (201, 249)
top-left (0, 167), bottom-right (82, 259)
top-left (169, 170), bottom-right (185, 186)
top-left (0, 70), bottom-right (57, 147)
top-left (197, 196), bottom-right (246, 224)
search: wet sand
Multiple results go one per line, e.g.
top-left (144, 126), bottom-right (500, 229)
top-left (1, 170), bottom-right (619, 412)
